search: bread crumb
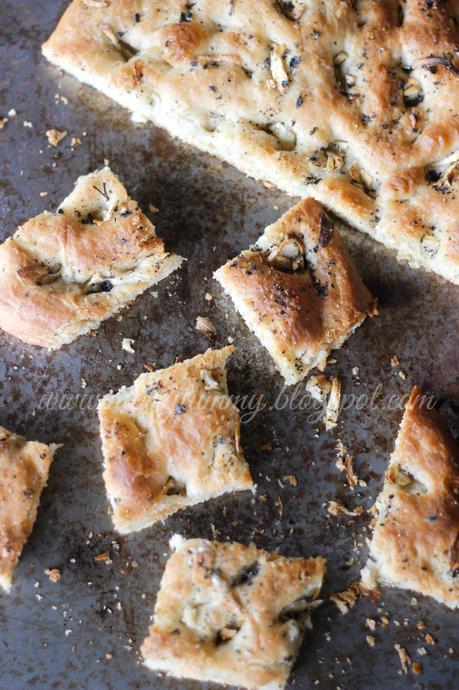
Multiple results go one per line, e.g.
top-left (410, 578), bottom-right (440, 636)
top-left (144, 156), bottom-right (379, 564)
top-left (390, 356), bottom-right (400, 367)
top-left (94, 551), bottom-right (112, 563)
top-left (70, 136), bottom-right (82, 147)
top-left (336, 440), bottom-right (358, 489)
top-left (329, 581), bottom-right (368, 614)
top-left (424, 633), bottom-right (435, 645)
top-left (328, 500), bottom-right (364, 517)
top-left (44, 568), bottom-right (61, 583)
top-left (46, 129), bottom-right (67, 146)
top-left (366, 635), bottom-right (376, 647)
top-left (394, 644), bottom-right (411, 673)
top-left (121, 337), bottom-right (135, 353)
top-left (283, 474), bottom-right (297, 487)
top-left (0, 118), bottom-right (8, 130)
top-left (366, 618), bottom-right (376, 631)
top-left (195, 316), bottom-right (217, 339)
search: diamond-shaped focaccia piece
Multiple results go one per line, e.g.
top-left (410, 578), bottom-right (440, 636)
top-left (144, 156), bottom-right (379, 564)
top-left (141, 534), bottom-right (326, 690)
top-left (43, 2), bottom-right (459, 284)
top-left (362, 386), bottom-right (459, 608)
top-left (215, 198), bottom-right (376, 385)
top-left (0, 167), bottom-right (182, 349)
top-left (98, 347), bottom-right (253, 533)
top-left (0, 426), bottom-right (59, 592)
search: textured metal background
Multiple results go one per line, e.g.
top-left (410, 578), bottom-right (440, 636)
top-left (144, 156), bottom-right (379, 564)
top-left (0, 2), bottom-right (458, 689)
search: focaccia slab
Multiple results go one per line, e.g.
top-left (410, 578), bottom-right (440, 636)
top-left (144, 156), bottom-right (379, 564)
top-left (43, 1), bottom-right (459, 284)
top-left (141, 534), bottom-right (326, 690)
top-left (98, 346), bottom-right (253, 533)
top-left (215, 198), bottom-right (376, 385)
top-left (0, 167), bottom-right (182, 349)
top-left (362, 386), bottom-right (459, 608)
top-left (0, 426), bottom-right (59, 592)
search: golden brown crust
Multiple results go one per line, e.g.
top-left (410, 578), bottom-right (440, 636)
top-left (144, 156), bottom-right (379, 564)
top-left (43, 1), bottom-right (459, 283)
top-left (0, 426), bottom-right (59, 592)
top-left (141, 534), bottom-right (326, 690)
top-left (215, 198), bottom-right (375, 384)
top-left (362, 386), bottom-right (459, 608)
top-left (0, 167), bottom-right (182, 349)
top-left (98, 347), bottom-right (253, 533)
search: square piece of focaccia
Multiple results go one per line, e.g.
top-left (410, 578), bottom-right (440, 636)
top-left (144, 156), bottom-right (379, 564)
top-left (0, 426), bottom-right (59, 592)
top-left (0, 167), bottom-right (182, 349)
top-left (361, 386), bottom-right (459, 609)
top-left (141, 534), bottom-right (326, 690)
top-left (43, 1), bottom-right (459, 284)
top-left (98, 347), bottom-right (254, 533)
top-left (215, 198), bottom-right (376, 385)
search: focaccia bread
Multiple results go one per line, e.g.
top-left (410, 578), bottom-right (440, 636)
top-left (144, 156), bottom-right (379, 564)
top-left (43, 1), bottom-right (459, 284)
top-left (215, 198), bottom-right (376, 385)
top-left (0, 167), bottom-right (182, 349)
top-left (141, 534), bottom-right (326, 690)
top-left (362, 386), bottom-right (459, 608)
top-left (98, 346), bottom-right (253, 533)
top-left (0, 426), bottom-right (59, 592)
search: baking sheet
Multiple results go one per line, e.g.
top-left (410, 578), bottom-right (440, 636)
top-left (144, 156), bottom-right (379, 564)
top-left (0, 1), bottom-right (458, 689)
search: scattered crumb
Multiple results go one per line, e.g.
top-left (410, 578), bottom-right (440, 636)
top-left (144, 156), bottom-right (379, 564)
top-left (44, 568), bottom-right (61, 583)
top-left (336, 440), bottom-right (358, 489)
top-left (39, 191), bottom-right (48, 197)
top-left (121, 337), bottom-right (135, 353)
top-left (328, 500), bottom-right (364, 517)
top-left (325, 377), bottom-right (341, 430)
top-left (105, 652), bottom-right (113, 660)
top-left (8, 108), bottom-right (17, 117)
top-left (417, 646), bottom-right (427, 656)
top-left (352, 366), bottom-right (359, 376)
top-left (390, 355), bottom-right (400, 367)
top-left (195, 315), bottom-right (217, 339)
top-left (366, 618), bottom-right (376, 631)
top-left (283, 474), bottom-right (297, 487)
top-left (366, 635), bottom-right (376, 647)
top-left (148, 203), bottom-right (159, 214)
top-left (260, 442), bottom-right (272, 452)
top-left (395, 644), bottom-right (411, 674)
top-left (70, 136), bottom-right (82, 147)
top-left (330, 581), bottom-right (366, 614)
top-left (398, 370), bottom-right (406, 380)
top-left (412, 661), bottom-right (422, 674)
top-left (23, 121), bottom-right (33, 128)
top-left (94, 551), bottom-right (112, 563)
top-left (424, 633), bottom-right (435, 646)
top-left (204, 292), bottom-right (213, 301)
top-left (46, 129), bottom-right (67, 146)
top-left (0, 118), bottom-right (8, 130)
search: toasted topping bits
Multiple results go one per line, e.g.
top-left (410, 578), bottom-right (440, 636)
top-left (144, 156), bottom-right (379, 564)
top-left (196, 316), bottom-right (217, 339)
top-left (46, 129), bottom-right (67, 147)
top-left (328, 500), bottom-right (364, 517)
top-left (395, 644), bottom-right (411, 673)
top-left (44, 568), bottom-right (61, 583)
top-left (318, 212), bottom-right (334, 247)
top-left (309, 144), bottom-right (345, 173)
top-left (121, 337), bottom-right (135, 353)
top-left (269, 45), bottom-right (289, 92)
top-left (389, 466), bottom-right (427, 495)
top-left (268, 233), bottom-right (305, 272)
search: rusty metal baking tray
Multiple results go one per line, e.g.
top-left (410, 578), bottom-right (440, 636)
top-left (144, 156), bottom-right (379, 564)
top-left (0, 2), bottom-right (458, 689)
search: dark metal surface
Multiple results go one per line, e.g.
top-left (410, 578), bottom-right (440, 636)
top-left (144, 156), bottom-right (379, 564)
top-left (0, 2), bottom-right (458, 689)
